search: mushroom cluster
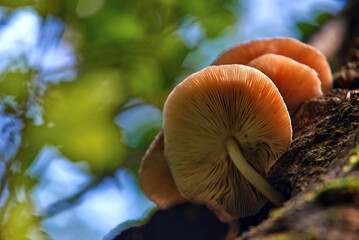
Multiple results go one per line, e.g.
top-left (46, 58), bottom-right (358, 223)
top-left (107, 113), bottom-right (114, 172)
top-left (213, 38), bottom-right (333, 114)
top-left (139, 37), bottom-right (332, 223)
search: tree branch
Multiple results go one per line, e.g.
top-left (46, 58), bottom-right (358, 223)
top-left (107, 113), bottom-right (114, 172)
top-left (42, 171), bottom-right (112, 218)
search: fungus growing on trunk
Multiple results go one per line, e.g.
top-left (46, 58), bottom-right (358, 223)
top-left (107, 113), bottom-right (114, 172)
top-left (248, 53), bottom-right (323, 114)
top-left (140, 64), bottom-right (292, 221)
top-left (213, 37), bottom-right (332, 94)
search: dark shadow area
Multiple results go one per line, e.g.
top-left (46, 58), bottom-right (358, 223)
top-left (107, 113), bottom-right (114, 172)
top-left (114, 203), bottom-right (228, 240)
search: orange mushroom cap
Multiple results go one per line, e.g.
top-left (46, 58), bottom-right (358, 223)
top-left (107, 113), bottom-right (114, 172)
top-left (213, 38), bottom-right (332, 94)
top-left (139, 131), bottom-right (187, 209)
top-left (248, 53), bottom-right (323, 114)
top-left (163, 65), bottom-right (292, 219)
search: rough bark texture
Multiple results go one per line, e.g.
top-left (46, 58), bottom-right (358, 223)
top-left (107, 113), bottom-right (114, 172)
top-left (240, 88), bottom-right (359, 240)
top-left (268, 89), bottom-right (359, 199)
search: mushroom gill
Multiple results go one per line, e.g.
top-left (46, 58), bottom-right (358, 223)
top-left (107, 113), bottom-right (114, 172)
top-left (163, 64), bottom-right (292, 219)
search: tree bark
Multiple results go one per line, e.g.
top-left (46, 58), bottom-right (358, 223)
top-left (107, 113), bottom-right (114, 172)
top-left (242, 88), bottom-right (359, 240)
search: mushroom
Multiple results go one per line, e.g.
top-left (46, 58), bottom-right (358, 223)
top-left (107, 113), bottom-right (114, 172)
top-left (139, 131), bottom-right (187, 209)
top-left (162, 64), bottom-right (292, 220)
top-left (212, 37), bottom-right (332, 94)
top-left (247, 53), bottom-right (323, 114)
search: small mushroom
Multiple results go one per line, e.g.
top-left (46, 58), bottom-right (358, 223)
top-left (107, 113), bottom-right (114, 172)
top-left (213, 37), bottom-right (332, 94)
top-left (248, 53), bottom-right (323, 114)
top-left (139, 131), bottom-right (187, 209)
top-left (162, 65), bottom-right (292, 220)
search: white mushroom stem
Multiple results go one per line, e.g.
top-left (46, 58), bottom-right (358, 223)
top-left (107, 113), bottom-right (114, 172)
top-left (225, 137), bottom-right (287, 207)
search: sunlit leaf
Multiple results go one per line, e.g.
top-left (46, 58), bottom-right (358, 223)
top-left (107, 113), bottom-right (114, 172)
top-left (0, 199), bottom-right (49, 240)
top-left (35, 69), bottom-right (128, 171)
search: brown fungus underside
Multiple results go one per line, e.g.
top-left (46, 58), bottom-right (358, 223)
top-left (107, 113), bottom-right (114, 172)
top-left (163, 65), bottom-right (292, 219)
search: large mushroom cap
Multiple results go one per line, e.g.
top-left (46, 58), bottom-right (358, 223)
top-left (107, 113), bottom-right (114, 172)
top-left (212, 38), bottom-right (332, 94)
top-left (163, 65), bottom-right (292, 219)
top-left (248, 53), bottom-right (323, 114)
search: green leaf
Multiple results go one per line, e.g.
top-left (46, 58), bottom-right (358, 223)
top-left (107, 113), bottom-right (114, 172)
top-left (298, 12), bottom-right (334, 42)
top-left (103, 13), bottom-right (145, 42)
top-left (76, 0), bottom-right (106, 18)
top-left (0, 199), bottom-right (50, 240)
top-left (125, 58), bottom-right (163, 98)
top-left (0, 70), bottom-right (30, 103)
top-left (201, 8), bottom-right (234, 38)
top-left (315, 12), bottom-right (333, 26)
top-left (297, 22), bottom-right (319, 42)
top-left (0, 0), bottom-right (36, 8)
top-left (36, 69), bottom-right (128, 171)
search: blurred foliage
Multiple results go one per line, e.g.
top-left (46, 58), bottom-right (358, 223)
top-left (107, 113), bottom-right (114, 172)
top-left (0, 0), bottom-right (237, 238)
top-left (297, 11), bottom-right (334, 42)
top-left (15, 69), bottom-right (127, 172)
top-left (42, 69), bottom-right (126, 170)
top-left (0, 198), bottom-right (50, 240)
top-left (0, 70), bottom-right (31, 103)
